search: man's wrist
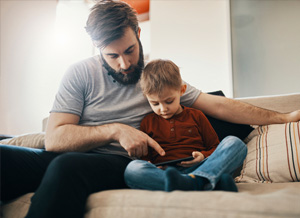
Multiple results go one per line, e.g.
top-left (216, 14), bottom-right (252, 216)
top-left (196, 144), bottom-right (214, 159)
top-left (104, 123), bottom-right (123, 142)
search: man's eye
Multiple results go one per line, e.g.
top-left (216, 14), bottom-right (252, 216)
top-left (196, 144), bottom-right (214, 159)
top-left (109, 55), bottom-right (118, 59)
top-left (125, 49), bottom-right (133, 54)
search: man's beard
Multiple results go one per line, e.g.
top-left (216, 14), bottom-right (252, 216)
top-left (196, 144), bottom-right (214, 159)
top-left (101, 39), bottom-right (144, 85)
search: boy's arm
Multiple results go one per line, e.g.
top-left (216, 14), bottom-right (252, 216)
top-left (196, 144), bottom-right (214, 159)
top-left (178, 110), bottom-right (219, 168)
top-left (178, 151), bottom-right (205, 167)
top-left (139, 117), bottom-right (154, 161)
top-left (192, 93), bottom-right (300, 125)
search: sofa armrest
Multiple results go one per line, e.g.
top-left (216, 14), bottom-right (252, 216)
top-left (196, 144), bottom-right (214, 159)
top-left (0, 134), bottom-right (15, 140)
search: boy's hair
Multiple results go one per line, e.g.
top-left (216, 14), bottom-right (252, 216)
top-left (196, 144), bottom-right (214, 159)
top-left (141, 59), bottom-right (182, 96)
top-left (85, 0), bottom-right (139, 49)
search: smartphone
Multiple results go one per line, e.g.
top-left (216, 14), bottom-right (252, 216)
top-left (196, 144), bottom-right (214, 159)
top-left (155, 156), bottom-right (194, 167)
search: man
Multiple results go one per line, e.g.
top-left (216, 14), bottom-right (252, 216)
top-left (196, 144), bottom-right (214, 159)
top-left (0, 1), bottom-right (299, 218)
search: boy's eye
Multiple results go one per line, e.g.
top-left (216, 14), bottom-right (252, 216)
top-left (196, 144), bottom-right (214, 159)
top-left (166, 100), bottom-right (173, 104)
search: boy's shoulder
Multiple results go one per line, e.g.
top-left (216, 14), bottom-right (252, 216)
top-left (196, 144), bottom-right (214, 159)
top-left (183, 106), bottom-right (207, 121)
top-left (184, 106), bottom-right (204, 115)
top-left (143, 111), bottom-right (159, 120)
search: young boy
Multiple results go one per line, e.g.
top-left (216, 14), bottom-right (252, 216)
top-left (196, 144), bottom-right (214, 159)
top-left (124, 59), bottom-right (248, 192)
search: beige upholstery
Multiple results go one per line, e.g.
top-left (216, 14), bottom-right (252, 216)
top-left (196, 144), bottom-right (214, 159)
top-left (2, 183), bottom-right (300, 218)
top-left (1, 93), bottom-right (300, 218)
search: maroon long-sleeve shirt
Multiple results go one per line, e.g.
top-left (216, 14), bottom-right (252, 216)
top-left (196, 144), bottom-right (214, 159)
top-left (141, 106), bottom-right (220, 164)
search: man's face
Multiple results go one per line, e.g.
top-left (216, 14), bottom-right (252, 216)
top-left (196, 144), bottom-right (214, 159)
top-left (100, 27), bottom-right (144, 85)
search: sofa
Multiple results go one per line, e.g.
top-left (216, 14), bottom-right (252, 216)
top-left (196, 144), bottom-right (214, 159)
top-left (1, 93), bottom-right (300, 218)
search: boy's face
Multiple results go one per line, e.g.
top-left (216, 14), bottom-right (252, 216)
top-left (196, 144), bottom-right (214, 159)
top-left (146, 85), bottom-right (187, 120)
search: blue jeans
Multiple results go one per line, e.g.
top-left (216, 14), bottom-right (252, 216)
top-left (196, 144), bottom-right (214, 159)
top-left (124, 136), bottom-right (247, 190)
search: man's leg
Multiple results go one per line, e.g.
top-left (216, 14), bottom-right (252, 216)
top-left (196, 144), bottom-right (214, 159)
top-left (165, 136), bottom-right (247, 191)
top-left (124, 160), bottom-right (165, 190)
top-left (25, 152), bottom-right (131, 218)
top-left (0, 145), bottom-right (60, 202)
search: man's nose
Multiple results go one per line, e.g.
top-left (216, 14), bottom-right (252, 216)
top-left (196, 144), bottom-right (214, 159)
top-left (119, 56), bottom-right (131, 71)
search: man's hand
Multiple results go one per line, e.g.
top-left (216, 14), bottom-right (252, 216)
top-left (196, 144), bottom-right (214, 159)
top-left (112, 123), bottom-right (165, 158)
top-left (178, 151), bottom-right (205, 168)
top-left (287, 110), bottom-right (300, 122)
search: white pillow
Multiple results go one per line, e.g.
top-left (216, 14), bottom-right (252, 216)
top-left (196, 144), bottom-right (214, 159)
top-left (0, 132), bottom-right (45, 149)
top-left (236, 122), bottom-right (300, 183)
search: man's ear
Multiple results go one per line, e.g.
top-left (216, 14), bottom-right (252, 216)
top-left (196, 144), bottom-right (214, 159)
top-left (92, 40), bottom-right (98, 48)
top-left (180, 84), bottom-right (187, 96)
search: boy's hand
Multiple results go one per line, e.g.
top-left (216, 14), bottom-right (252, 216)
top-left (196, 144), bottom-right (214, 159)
top-left (177, 151), bottom-right (205, 168)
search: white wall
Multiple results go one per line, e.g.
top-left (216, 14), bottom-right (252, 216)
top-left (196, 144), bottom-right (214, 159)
top-left (0, 0), bottom-right (233, 135)
top-left (0, 0), bottom-right (93, 135)
top-left (231, 0), bottom-right (300, 97)
top-left (0, 1), bottom-right (57, 135)
top-left (149, 0), bottom-right (233, 96)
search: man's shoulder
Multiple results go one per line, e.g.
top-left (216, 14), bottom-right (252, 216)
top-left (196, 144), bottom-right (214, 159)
top-left (64, 55), bottom-right (103, 81)
top-left (70, 55), bottom-right (101, 69)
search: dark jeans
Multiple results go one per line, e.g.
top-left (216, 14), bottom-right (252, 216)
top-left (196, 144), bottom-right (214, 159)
top-left (0, 145), bottom-right (131, 218)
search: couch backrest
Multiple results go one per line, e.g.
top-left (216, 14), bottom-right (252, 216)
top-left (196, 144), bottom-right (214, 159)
top-left (237, 93), bottom-right (300, 113)
top-left (42, 93), bottom-right (300, 131)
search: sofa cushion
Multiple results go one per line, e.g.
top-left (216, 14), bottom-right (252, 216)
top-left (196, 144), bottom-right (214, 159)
top-left (236, 121), bottom-right (300, 183)
top-left (4, 183), bottom-right (300, 218)
top-left (206, 90), bottom-right (254, 141)
top-left (0, 132), bottom-right (45, 149)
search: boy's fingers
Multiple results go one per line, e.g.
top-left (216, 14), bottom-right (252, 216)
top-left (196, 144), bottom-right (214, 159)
top-left (180, 160), bottom-right (195, 165)
top-left (148, 138), bottom-right (165, 156)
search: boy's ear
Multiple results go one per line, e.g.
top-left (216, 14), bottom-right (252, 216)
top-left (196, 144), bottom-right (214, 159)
top-left (180, 84), bottom-right (187, 96)
top-left (138, 27), bottom-right (141, 38)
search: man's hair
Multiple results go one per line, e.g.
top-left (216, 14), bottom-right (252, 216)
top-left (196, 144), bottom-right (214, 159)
top-left (85, 0), bottom-right (139, 48)
top-left (140, 59), bottom-right (182, 96)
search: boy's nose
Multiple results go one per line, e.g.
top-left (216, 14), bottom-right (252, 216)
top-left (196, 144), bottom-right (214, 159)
top-left (160, 105), bottom-right (168, 112)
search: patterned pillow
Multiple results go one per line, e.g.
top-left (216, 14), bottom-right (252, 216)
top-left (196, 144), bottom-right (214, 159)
top-left (0, 132), bottom-right (45, 149)
top-left (236, 122), bottom-right (300, 183)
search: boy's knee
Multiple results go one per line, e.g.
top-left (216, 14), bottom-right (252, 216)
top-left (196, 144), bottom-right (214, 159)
top-left (125, 160), bottom-right (143, 175)
top-left (124, 160), bottom-right (147, 181)
top-left (221, 136), bottom-right (247, 152)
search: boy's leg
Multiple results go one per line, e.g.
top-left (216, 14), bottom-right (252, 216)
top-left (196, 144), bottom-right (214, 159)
top-left (190, 136), bottom-right (247, 190)
top-left (124, 160), bottom-right (165, 190)
top-left (25, 152), bottom-right (131, 218)
top-left (165, 136), bottom-right (247, 191)
top-left (0, 145), bottom-right (60, 202)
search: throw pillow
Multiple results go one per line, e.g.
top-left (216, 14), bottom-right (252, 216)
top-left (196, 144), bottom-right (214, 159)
top-left (206, 91), bottom-right (254, 141)
top-left (236, 122), bottom-right (300, 183)
top-left (0, 132), bottom-right (45, 149)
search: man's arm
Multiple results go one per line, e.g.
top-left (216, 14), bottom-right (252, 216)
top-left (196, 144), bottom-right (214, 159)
top-left (192, 93), bottom-right (300, 125)
top-left (45, 112), bottom-right (165, 157)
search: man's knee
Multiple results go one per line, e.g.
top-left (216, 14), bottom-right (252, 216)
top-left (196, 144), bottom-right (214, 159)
top-left (46, 153), bottom-right (82, 179)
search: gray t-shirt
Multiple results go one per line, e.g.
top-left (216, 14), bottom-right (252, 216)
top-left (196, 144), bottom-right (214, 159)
top-left (51, 55), bottom-right (201, 158)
